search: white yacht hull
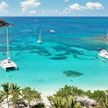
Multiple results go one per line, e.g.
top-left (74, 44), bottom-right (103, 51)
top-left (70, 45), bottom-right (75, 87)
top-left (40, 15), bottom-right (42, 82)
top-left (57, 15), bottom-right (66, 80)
top-left (37, 39), bottom-right (42, 44)
top-left (0, 59), bottom-right (17, 71)
top-left (50, 29), bottom-right (55, 33)
top-left (98, 49), bottom-right (108, 59)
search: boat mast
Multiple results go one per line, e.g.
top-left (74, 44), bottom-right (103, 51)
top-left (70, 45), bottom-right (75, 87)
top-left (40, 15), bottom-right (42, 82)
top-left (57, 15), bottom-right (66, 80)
top-left (6, 28), bottom-right (10, 60)
top-left (39, 29), bottom-right (41, 40)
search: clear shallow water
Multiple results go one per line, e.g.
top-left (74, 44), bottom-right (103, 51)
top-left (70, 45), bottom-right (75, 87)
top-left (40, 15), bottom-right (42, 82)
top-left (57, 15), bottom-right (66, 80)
top-left (0, 17), bottom-right (108, 95)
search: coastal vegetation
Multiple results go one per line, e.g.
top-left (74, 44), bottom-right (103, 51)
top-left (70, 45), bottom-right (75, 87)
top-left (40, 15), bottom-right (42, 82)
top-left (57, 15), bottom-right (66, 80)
top-left (0, 83), bottom-right (44, 108)
top-left (0, 83), bottom-right (108, 108)
top-left (48, 85), bottom-right (108, 108)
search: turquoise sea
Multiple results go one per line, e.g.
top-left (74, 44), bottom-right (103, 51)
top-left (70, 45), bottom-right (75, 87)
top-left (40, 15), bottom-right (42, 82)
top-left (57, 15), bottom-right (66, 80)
top-left (0, 17), bottom-right (108, 95)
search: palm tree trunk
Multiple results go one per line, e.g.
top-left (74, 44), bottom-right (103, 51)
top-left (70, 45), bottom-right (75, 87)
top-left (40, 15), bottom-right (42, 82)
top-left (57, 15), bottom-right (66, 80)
top-left (13, 104), bottom-right (17, 108)
top-left (28, 102), bottom-right (31, 108)
top-left (7, 95), bottom-right (9, 108)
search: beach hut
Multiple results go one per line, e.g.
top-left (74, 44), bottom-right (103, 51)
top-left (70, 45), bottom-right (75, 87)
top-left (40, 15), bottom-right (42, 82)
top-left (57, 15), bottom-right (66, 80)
top-left (0, 19), bottom-right (17, 71)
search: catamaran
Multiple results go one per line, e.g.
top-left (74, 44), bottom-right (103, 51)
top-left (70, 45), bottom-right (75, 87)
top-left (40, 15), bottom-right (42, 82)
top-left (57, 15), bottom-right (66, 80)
top-left (0, 28), bottom-right (17, 71)
top-left (37, 30), bottom-right (42, 44)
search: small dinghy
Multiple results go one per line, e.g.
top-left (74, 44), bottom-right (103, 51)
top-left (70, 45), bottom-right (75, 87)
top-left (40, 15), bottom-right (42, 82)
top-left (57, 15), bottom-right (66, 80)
top-left (50, 29), bottom-right (56, 33)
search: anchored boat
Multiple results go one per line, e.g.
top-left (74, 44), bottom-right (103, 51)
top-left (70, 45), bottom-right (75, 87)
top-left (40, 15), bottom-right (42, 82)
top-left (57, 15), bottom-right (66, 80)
top-left (50, 29), bottom-right (55, 33)
top-left (98, 49), bottom-right (108, 59)
top-left (37, 29), bottom-right (42, 44)
top-left (0, 28), bottom-right (17, 71)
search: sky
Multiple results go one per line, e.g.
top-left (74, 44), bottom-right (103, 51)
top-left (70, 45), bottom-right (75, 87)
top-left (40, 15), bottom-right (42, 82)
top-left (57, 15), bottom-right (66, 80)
top-left (0, 0), bottom-right (108, 16)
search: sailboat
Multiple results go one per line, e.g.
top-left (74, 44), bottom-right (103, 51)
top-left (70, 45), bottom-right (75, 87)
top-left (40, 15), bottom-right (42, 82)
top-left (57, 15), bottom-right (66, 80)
top-left (37, 30), bottom-right (42, 44)
top-left (0, 28), bottom-right (17, 71)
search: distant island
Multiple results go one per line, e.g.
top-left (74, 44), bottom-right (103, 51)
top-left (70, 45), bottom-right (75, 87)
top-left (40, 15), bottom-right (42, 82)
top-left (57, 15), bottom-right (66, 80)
top-left (0, 19), bottom-right (11, 27)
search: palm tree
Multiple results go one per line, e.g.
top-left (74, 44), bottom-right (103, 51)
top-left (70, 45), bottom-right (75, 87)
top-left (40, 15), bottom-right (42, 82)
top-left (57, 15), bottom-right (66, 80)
top-left (0, 91), bottom-right (5, 107)
top-left (22, 87), bottom-right (41, 108)
top-left (10, 83), bottom-right (21, 108)
top-left (48, 96), bottom-right (66, 108)
top-left (1, 83), bottom-right (10, 108)
top-left (96, 91), bottom-right (108, 108)
top-left (48, 96), bottom-right (81, 108)
top-left (65, 96), bottom-right (81, 108)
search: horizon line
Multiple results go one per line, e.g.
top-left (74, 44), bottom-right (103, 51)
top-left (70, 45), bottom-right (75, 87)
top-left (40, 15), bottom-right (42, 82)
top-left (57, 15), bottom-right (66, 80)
top-left (0, 16), bottom-right (108, 17)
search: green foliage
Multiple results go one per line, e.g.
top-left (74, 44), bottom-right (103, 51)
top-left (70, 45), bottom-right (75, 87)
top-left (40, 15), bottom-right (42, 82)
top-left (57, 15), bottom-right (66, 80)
top-left (1, 82), bottom-right (10, 108)
top-left (22, 87), bottom-right (41, 107)
top-left (22, 87), bottom-right (41, 101)
top-left (0, 91), bottom-right (4, 103)
top-left (10, 83), bottom-right (21, 107)
top-left (0, 83), bottom-right (108, 108)
top-left (0, 83), bottom-right (42, 108)
top-left (1, 82), bottom-right (10, 96)
top-left (48, 96), bottom-right (66, 108)
top-left (90, 90), bottom-right (106, 102)
top-left (48, 95), bottom-right (81, 108)
top-left (52, 85), bottom-right (108, 108)
top-left (85, 90), bottom-right (93, 97)
top-left (55, 85), bottom-right (108, 106)
top-left (55, 85), bottom-right (85, 98)
top-left (65, 96), bottom-right (81, 108)
top-left (96, 93), bottom-right (108, 108)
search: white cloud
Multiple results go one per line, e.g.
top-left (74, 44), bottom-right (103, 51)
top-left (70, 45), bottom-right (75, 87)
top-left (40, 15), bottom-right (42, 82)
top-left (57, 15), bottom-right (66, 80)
top-left (64, 0), bottom-right (69, 2)
top-left (64, 2), bottom-right (104, 13)
top-left (29, 10), bottom-right (37, 14)
top-left (41, 9), bottom-right (59, 15)
top-left (86, 2), bottom-right (104, 10)
top-left (0, 1), bottom-right (8, 12)
top-left (69, 3), bottom-right (84, 11)
top-left (20, 0), bottom-right (41, 12)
